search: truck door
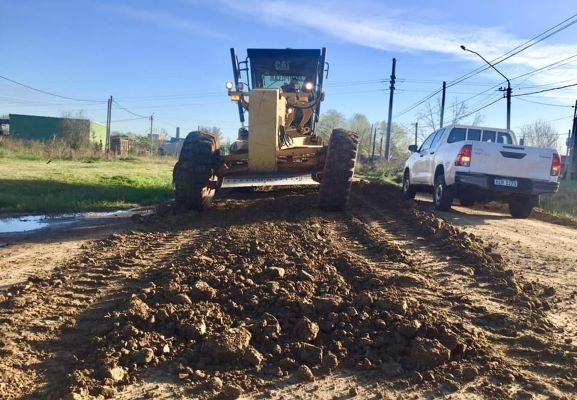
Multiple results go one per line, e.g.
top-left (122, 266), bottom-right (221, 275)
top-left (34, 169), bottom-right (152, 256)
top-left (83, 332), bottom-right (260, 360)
top-left (412, 130), bottom-right (438, 184)
top-left (424, 128), bottom-right (446, 185)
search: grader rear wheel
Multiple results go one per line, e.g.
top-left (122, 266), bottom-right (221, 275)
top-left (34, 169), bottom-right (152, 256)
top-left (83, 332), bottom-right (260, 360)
top-left (319, 128), bottom-right (359, 211)
top-left (173, 132), bottom-right (220, 211)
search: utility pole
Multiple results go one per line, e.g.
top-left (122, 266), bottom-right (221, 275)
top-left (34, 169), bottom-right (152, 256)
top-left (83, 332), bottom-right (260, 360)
top-left (461, 45), bottom-right (511, 130)
top-left (440, 81), bottom-right (446, 128)
top-left (149, 114), bottom-right (154, 156)
top-left (105, 96), bottom-right (112, 152)
top-left (414, 121), bottom-right (418, 146)
top-left (501, 84), bottom-right (512, 130)
top-left (379, 130), bottom-right (384, 159)
top-left (368, 123), bottom-right (374, 159)
top-left (569, 99), bottom-right (577, 180)
top-left (371, 125), bottom-right (377, 162)
top-left (384, 58), bottom-right (396, 161)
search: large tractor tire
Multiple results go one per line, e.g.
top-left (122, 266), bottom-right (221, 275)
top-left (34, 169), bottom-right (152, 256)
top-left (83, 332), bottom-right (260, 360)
top-left (319, 129), bottom-right (359, 211)
top-left (173, 131), bottom-right (220, 211)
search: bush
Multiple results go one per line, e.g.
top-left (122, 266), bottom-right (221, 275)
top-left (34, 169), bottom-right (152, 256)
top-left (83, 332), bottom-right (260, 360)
top-left (356, 159), bottom-right (405, 186)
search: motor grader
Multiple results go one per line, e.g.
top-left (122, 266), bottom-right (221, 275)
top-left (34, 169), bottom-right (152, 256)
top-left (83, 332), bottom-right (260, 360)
top-left (173, 48), bottom-right (358, 211)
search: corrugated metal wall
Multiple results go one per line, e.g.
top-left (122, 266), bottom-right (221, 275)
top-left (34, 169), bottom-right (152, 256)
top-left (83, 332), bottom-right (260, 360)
top-left (9, 114), bottom-right (62, 141)
top-left (9, 114), bottom-right (105, 150)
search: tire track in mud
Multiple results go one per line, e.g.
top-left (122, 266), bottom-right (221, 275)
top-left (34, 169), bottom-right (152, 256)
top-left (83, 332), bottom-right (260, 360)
top-left (351, 184), bottom-right (577, 398)
top-left (0, 227), bottom-right (210, 400)
top-left (0, 185), bottom-right (576, 400)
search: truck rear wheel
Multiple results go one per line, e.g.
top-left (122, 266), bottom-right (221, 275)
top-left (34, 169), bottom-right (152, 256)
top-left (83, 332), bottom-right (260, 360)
top-left (319, 129), bottom-right (359, 211)
top-left (173, 131), bottom-right (220, 211)
top-left (508, 195), bottom-right (537, 219)
top-left (433, 173), bottom-right (454, 211)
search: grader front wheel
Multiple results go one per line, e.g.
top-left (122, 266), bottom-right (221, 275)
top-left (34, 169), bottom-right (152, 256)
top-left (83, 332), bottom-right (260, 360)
top-left (319, 129), bottom-right (359, 211)
top-left (173, 132), bottom-right (220, 211)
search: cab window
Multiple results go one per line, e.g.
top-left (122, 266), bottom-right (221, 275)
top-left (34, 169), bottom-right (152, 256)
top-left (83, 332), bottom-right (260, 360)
top-left (497, 132), bottom-right (513, 144)
top-left (430, 128), bottom-right (445, 149)
top-left (419, 132), bottom-right (436, 152)
top-left (467, 129), bottom-right (481, 141)
top-left (482, 130), bottom-right (496, 142)
top-left (447, 128), bottom-right (466, 143)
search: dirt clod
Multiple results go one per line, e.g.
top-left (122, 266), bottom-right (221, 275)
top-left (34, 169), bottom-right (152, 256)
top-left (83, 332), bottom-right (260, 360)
top-left (293, 317), bottom-right (319, 342)
top-left (296, 365), bottom-right (315, 382)
top-left (201, 327), bottom-right (252, 363)
top-left (409, 338), bottom-right (450, 370)
top-left (222, 383), bottom-right (244, 399)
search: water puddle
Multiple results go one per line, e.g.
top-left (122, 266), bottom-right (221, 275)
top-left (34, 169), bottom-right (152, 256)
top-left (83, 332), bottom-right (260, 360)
top-left (0, 209), bottom-right (138, 234)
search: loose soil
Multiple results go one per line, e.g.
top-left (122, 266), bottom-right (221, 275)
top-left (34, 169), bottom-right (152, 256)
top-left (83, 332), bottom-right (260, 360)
top-left (0, 184), bottom-right (575, 400)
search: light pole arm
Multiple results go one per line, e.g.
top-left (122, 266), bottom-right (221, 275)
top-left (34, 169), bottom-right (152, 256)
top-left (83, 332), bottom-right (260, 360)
top-left (460, 45), bottom-right (510, 87)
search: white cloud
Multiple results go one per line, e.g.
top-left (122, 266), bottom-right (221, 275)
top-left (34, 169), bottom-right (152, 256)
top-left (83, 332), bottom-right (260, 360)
top-left (217, 0), bottom-right (577, 100)
top-left (105, 4), bottom-right (227, 39)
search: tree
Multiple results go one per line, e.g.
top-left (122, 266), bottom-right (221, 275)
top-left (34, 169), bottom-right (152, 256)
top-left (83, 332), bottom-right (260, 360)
top-left (316, 109), bottom-right (346, 142)
top-left (347, 113), bottom-right (372, 156)
top-left (377, 121), bottom-right (412, 160)
top-left (519, 120), bottom-right (560, 150)
top-left (198, 126), bottom-right (223, 142)
top-left (59, 111), bottom-right (91, 149)
top-left (418, 97), bottom-right (484, 134)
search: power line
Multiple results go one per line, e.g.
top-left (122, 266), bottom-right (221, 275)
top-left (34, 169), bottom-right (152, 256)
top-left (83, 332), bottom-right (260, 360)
top-left (459, 97), bottom-right (503, 120)
top-left (112, 99), bottom-right (149, 118)
top-left (394, 13), bottom-right (577, 119)
top-left (516, 97), bottom-right (574, 108)
top-left (448, 13), bottom-right (577, 89)
top-left (518, 78), bottom-right (577, 90)
top-left (510, 53), bottom-right (577, 83)
top-left (0, 74), bottom-right (105, 103)
top-left (112, 117), bottom-right (149, 123)
top-left (513, 82), bottom-right (577, 97)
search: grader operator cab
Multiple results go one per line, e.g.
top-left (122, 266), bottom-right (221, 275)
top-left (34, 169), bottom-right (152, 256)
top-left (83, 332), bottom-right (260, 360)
top-left (173, 48), bottom-right (359, 211)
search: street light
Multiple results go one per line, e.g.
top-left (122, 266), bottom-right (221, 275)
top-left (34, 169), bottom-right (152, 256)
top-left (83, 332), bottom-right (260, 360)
top-left (460, 45), bottom-right (511, 130)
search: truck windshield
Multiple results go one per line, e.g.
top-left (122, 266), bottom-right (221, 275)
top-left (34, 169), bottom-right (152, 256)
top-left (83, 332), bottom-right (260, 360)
top-left (248, 49), bottom-right (320, 90)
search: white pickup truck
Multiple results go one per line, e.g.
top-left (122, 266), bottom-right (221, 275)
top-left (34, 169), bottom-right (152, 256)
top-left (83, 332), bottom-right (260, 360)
top-left (403, 124), bottom-right (561, 218)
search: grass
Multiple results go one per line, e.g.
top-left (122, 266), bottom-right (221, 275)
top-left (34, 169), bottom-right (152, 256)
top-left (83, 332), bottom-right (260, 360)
top-left (0, 157), bottom-right (175, 214)
top-left (540, 179), bottom-right (577, 217)
top-left (356, 160), bottom-right (404, 187)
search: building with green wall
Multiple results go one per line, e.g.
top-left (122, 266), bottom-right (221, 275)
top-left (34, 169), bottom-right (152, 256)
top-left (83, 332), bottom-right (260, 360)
top-left (8, 114), bottom-right (106, 150)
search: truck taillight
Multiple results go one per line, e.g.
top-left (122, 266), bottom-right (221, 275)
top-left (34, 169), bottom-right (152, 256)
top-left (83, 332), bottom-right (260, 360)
top-left (455, 145), bottom-right (472, 167)
top-left (551, 153), bottom-right (561, 176)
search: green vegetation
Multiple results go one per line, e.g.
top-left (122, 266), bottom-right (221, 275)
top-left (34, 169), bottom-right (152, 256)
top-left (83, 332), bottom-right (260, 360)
top-left (0, 138), bottom-right (175, 213)
top-left (356, 160), bottom-right (404, 186)
top-left (541, 180), bottom-right (577, 217)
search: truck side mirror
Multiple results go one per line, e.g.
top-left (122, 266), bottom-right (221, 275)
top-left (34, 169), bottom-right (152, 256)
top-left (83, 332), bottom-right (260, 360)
top-left (408, 144), bottom-right (418, 152)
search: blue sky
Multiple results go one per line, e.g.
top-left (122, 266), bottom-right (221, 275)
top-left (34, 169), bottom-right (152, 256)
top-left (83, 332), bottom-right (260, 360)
top-left (1, 0), bottom-right (576, 144)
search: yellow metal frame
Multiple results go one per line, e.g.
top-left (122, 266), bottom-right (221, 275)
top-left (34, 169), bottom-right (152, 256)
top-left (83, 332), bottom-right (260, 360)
top-left (222, 87), bottom-right (324, 178)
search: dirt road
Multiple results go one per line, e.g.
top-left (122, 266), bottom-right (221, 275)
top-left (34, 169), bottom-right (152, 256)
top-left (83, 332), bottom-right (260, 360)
top-left (0, 184), bottom-right (575, 400)
top-left (418, 195), bottom-right (577, 353)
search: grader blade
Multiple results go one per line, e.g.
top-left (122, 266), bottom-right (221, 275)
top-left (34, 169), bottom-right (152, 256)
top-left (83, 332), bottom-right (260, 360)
top-left (221, 173), bottom-right (318, 188)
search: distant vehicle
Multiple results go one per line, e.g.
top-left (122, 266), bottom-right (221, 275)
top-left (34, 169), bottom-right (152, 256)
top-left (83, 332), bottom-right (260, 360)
top-left (402, 124), bottom-right (561, 218)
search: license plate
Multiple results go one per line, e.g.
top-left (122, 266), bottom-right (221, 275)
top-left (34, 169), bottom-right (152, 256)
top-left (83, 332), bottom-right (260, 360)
top-left (494, 178), bottom-right (518, 188)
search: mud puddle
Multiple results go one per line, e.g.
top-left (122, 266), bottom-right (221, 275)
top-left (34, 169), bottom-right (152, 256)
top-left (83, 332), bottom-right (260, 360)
top-left (0, 209), bottom-right (141, 235)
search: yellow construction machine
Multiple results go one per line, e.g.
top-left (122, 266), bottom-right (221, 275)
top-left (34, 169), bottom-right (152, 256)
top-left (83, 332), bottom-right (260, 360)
top-left (173, 48), bottom-right (358, 211)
